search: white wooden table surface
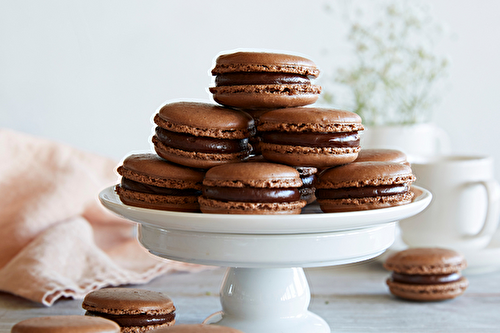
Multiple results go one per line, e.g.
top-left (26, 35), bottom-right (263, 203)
top-left (1, 259), bottom-right (499, 333)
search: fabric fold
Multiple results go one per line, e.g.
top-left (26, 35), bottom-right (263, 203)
top-left (0, 129), bottom-right (207, 306)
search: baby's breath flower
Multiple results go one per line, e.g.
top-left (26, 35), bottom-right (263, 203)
top-left (322, 1), bottom-right (449, 126)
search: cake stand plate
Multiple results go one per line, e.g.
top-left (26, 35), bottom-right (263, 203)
top-left (99, 186), bottom-right (431, 333)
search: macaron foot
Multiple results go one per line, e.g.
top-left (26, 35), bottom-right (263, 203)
top-left (317, 192), bottom-right (414, 213)
top-left (199, 196), bottom-right (306, 214)
top-left (386, 277), bottom-right (469, 301)
top-left (261, 143), bottom-right (360, 168)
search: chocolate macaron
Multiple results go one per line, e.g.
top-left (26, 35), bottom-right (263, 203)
top-left (82, 288), bottom-right (176, 332)
top-left (116, 153), bottom-right (205, 212)
top-left (355, 149), bottom-right (410, 166)
top-left (152, 101), bottom-right (255, 169)
top-left (316, 161), bottom-right (416, 212)
top-left (384, 248), bottom-right (469, 301)
top-left (199, 162), bottom-right (307, 214)
top-left (209, 51), bottom-right (321, 110)
top-left (247, 155), bottom-right (317, 204)
top-left (258, 107), bottom-right (364, 168)
top-left (11, 315), bottom-right (120, 333)
top-left (152, 324), bottom-right (243, 333)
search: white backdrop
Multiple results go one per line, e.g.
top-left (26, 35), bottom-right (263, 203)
top-left (1, 0), bottom-right (500, 176)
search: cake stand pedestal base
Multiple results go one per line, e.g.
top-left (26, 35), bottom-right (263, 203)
top-left (204, 267), bottom-right (329, 333)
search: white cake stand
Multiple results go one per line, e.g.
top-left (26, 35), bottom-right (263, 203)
top-left (99, 186), bottom-right (431, 333)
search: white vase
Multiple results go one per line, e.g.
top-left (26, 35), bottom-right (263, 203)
top-left (360, 123), bottom-right (451, 162)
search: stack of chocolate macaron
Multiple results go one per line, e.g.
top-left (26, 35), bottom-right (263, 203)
top-left (115, 50), bottom-right (417, 214)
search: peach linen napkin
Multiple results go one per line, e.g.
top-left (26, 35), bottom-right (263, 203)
top-left (0, 129), bottom-right (207, 306)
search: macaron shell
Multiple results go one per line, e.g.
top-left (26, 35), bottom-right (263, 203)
top-left (82, 288), bottom-right (175, 315)
top-left (386, 277), bottom-right (469, 301)
top-left (383, 248), bottom-right (468, 275)
top-left (295, 166), bottom-right (318, 176)
top-left (199, 196), bottom-right (306, 214)
top-left (211, 51), bottom-right (320, 77)
top-left (210, 85), bottom-right (321, 109)
top-left (258, 107), bottom-right (363, 133)
top-left (203, 162), bottom-right (302, 188)
top-left (155, 102), bottom-right (255, 139)
top-left (316, 162), bottom-right (415, 189)
top-left (11, 316), bottom-right (120, 333)
top-left (116, 186), bottom-right (200, 212)
top-left (118, 154), bottom-right (205, 189)
top-left (151, 324), bottom-right (244, 333)
top-left (261, 143), bottom-right (360, 168)
top-left (153, 136), bottom-right (251, 169)
top-left (317, 192), bottom-right (415, 213)
top-left (355, 149), bottom-right (409, 164)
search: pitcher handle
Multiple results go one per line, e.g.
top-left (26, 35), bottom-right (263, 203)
top-left (474, 180), bottom-right (500, 239)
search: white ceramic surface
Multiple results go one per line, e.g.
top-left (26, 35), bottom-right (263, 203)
top-left (138, 223), bottom-right (395, 268)
top-left (203, 268), bottom-right (329, 333)
top-left (360, 123), bottom-right (451, 161)
top-left (400, 155), bottom-right (500, 251)
top-left (462, 228), bottom-right (500, 274)
top-left (99, 185), bottom-right (431, 333)
top-left (99, 185), bottom-right (431, 235)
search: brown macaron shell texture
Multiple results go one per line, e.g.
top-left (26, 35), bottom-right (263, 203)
top-left (258, 107), bottom-right (364, 168)
top-left (210, 51), bottom-right (321, 110)
top-left (199, 162), bottom-right (307, 214)
top-left (152, 102), bottom-right (255, 169)
top-left (355, 149), bottom-right (410, 166)
top-left (316, 162), bottom-right (416, 212)
top-left (116, 153), bottom-right (205, 212)
top-left (11, 316), bottom-right (121, 333)
top-left (150, 324), bottom-right (244, 333)
top-left (82, 288), bottom-right (176, 333)
top-left (247, 155), bottom-right (317, 204)
top-left (384, 248), bottom-right (469, 301)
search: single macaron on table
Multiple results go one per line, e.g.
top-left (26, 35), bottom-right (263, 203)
top-left (100, 181), bottom-right (431, 333)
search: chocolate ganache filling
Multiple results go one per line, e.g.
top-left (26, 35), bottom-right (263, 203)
top-left (121, 178), bottom-right (201, 196)
top-left (215, 72), bottom-right (311, 86)
top-left (85, 311), bottom-right (175, 327)
top-left (203, 186), bottom-right (300, 203)
top-left (155, 127), bottom-right (249, 154)
top-left (316, 184), bottom-right (408, 200)
top-left (391, 272), bottom-right (462, 285)
top-left (261, 131), bottom-right (359, 148)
